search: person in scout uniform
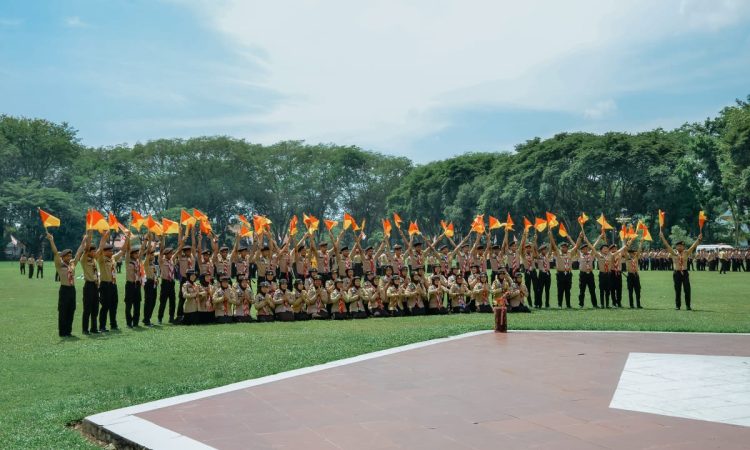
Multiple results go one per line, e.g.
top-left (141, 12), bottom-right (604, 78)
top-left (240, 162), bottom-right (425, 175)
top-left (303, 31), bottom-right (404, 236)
top-left (609, 243), bottom-right (624, 308)
top-left (254, 281), bottom-right (275, 322)
top-left (142, 238), bottom-right (158, 327)
top-left (80, 232), bottom-right (99, 334)
top-left (472, 272), bottom-right (493, 313)
top-left (347, 277), bottom-right (368, 319)
top-left (234, 276), bottom-right (253, 322)
top-left (211, 232), bottom-right (232, 279)
top-left (659, 231), bottom-right (701, 310)
top-left (386, 275), bottom-right (405, 317)
top-left (96, 230), bottom-right (124, 332)
top-left (272, 278), bottom-right (295, 321)
top-left (20, 254), bottom-right (26, 275)
top-left (502, 229), bottom-right (521, 276)
top-left (403, 273), bottom-right (425, 315)
top-left (519, 230), bottom-right (537, 305)
top-left (27, 252), bottom-right (35, 279)
top-left (305, 275), bottom-right (330, 319)
top-left (46, 232), bottom-right (86, 337)
top-left (158, 235), bottom-right (178, 324)
top-left (213, 276), bottom-right (236, 324)
top-left (175, 226), bottom-right (196, 323)
top-left (35, 255), bottom-right (44, 279)
top-left (123, 233), bottom-right (147, 328)
top-left (577, 231), bottom-right (603, 309)
top-left (427, 275), bottom-right (449, 315)
top-left (291, 279), bottom-right (309, 320)
top-left (506, 270), bottom-right (531, 313)
top-left (449, 275), bottom-right (470, 313)
top-left (547, 227), bottom-right (579, 309)
top-left (624, 238), bottom-right (644, 309)
top-left (180, 270), bottom-right (200, 325)
top-left (196, 272), bottom-right (215, 324)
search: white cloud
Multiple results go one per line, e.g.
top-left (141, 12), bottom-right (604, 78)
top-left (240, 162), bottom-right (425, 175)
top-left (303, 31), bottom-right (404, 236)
top-left (175, 0), bottom-right (750, 153)
top-left (64, 16), bottom-right (90, 28)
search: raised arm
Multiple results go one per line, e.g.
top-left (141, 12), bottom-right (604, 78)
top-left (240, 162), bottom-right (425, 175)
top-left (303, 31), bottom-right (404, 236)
top-left (659, 231), bottom-right (674, 254)
top-left (687, 233), bottom-right (702, 255)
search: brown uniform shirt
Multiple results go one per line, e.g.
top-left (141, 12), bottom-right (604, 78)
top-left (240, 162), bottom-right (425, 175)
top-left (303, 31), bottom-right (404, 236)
top-left (81, 256), bottom-right (99, 282)
top-left (54, 255), bottom-right (76, 287)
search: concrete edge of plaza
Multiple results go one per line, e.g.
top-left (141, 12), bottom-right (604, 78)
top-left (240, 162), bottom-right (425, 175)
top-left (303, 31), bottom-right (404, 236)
top-left (82, 329), bottom-right (750, 449)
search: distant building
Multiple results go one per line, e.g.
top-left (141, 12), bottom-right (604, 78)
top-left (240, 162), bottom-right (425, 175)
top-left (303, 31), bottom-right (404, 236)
top-left (717, 209), bottom-right (749, 247)
top-left (4, 240), bottom-right (26, 259)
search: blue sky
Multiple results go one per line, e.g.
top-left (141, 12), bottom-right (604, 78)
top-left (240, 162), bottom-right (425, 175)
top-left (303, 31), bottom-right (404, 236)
top-left (1, 0), bottom-right (749, 163)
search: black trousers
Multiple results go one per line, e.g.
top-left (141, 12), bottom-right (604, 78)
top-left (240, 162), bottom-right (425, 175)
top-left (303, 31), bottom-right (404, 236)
top-left (158, 279), bottom-right (176, 322)
top-left (673, 271), bottom-right (691, 309)
top-left (82, 281), bottom-right (99, 332)
top-left (598, 272), bottom-right (611, 307)
top-left (609, 272), bottom-right (623, 307)
top-left (177, 279), bottom-right (186, 318)
top-left (28, 265), bottom-right (34, 278)
top-left (578, 271), bottom-right (597, 307)
top-left (98, 281), bottom-right (119, 329)
top-left (626, 273), bottom-right (641, 308)
top-left (37, 266), bottom-right (43, 278)
top-left (535, 271), bottom-right (551, 307)
top-left (58, 285), bottom-right (76, 336)
top-left (20, 263), bottom-right (25, 274)
top-left (124, 281), bottom-right (142, 327)
top-left (143, 279), bottom-right (157, 324)
top-left (556, 271), bottom-right (572, 307)
top-left (525, 269), bottom-right (537, 304)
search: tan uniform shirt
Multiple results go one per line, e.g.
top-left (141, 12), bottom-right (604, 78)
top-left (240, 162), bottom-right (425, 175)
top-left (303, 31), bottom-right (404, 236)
top-left (55, 256), bottom-right (76, 287)
top-left (81, 256), bottom-right (99, 282)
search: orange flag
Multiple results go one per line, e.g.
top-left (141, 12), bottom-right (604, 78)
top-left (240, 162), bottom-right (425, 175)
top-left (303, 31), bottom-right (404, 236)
top-left (131, 211), bottom-right (146, 230)
top-left (240, 225), bottom-right (253, 238)
top-left (238, 214), bottom-right (251, 227)
top-left (193, 209), bottom-right (208, 221)
top-left (627, 224), bottom-right (637, 239)
top-left (382, 218), bottom-right (392, 237)
top-left (618, 224), bottom-right (626, 241)
top-left (642, 228), bottom-right (653, 242)
top-left (471, 215), bottom-right (485, 234)
top-left (289, 215), bottom-right (298, 236)
top-left (303, 214), bottom-right (319, 234)
top-left (408, 221), bottom-right (421, 236)
top-left (199, 218), bottom-right (212, 235)
top-left (146, 215), bottom-right (163, 235)
top-left (324, 219), bottom-right (338, 231)
top-left (523, 217), bottom-right (532, 232)
top-left (253, 215), bottom-right (272, 234)
top-left (181, 209), bottom-right (196, 228)
top-left (545, 212), bottom-right (558, 228)
top-left (534, 217), bottom-right (547, 232)
top-left (488, 215), bottom-right (502, 230)
top-left (658, 209), bottom-right (665, 229)
top-left (577, 212), bottom-right (589, 226)
top-left (558, 222), bottom-right (569, 238)
top-left (108, 212), bottom-right (122, 231)
top-left (38, 208), bottom-right (60, 228)
top-left (597, 213), bottom-right (613, 230)
top-left (505, 213), bottom-right (514, 231)
top-left (698, 211), bottom-right (707, 230)
top-left (440, 220), bottom-right (455, 238)
top-left (88, 210), bottom-right (109, 232)
top-left (393, 213), bottom-right (403, 229)
top-left (343, 213), bottom-right (356, 230)
top-left (162, 218), bottom-right (180, 235)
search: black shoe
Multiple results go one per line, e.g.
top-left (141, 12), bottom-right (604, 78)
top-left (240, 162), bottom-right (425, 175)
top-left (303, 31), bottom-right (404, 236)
top-left (111, 326), bottom-right (119, 331)
top-left (91, 329), bottom-right (100, 334)
top-left (686, 307), bottom-right (692, 310)
top-left (100, 328), bottom-right (109, 332)
top-left (83, 330), bottom-right (90, 335)
top-left (168, 318), bottom-right (174, 324)
top-left (637, 305), bottom-right (643, 309)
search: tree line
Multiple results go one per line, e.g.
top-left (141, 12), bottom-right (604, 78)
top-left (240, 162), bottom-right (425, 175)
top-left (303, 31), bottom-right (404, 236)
top-left (1, 96), bottom-right (748, 257)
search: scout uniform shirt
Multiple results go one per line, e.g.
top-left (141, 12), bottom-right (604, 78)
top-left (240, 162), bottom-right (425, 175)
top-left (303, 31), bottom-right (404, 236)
top-left (145, 255), bottom-right (157, 281)
top-left (235, 286), bottom-right (252, 317)
top-left (213, 254), bottom-right (231, 277)
top-left (670, 248), bottom-right (694, 272)
top-left (160, 254), bottom-right (175, 281)
top-left (198, 256), bottom-right (215, 278)
top-left (55, 255), bottom-right (76, 287)
top-left (97, 252), bottom-right (120, 284)
top-left (294, 252), bottom-right (310, 278)
top-left (625, 252), bottom-right (640, 274)
top-left (213, 286), bottom-right (236, 317)
top-left (552, 249), bottom-right (573, 273)
top-left (348, 287), bottom-right (365, 312)
top-left (178, 253), bottom-right (195, 280)
top-left (82, 255), bottom-right (99, 283)
top-left (578, 252), bottom-right (595, 273)
top-left (535, 253), bottom-right (551, 274)
top-left (125, 252), bottom-right (143, 284)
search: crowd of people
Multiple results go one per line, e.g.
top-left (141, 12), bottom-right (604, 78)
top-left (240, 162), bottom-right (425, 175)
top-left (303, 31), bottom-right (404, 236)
top-left (636, 249), bottom-right (750, 272)
top-left (35, 216), bottom-right (718, 337)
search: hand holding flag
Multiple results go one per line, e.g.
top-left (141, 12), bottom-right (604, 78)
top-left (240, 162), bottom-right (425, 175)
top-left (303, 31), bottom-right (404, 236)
top-left (698, 211), bottom-right (707, 231)
top-left (39, 208), bottom-right (61, 228)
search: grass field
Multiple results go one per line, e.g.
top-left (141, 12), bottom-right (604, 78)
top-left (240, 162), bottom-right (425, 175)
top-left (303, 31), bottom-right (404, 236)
top-left (0, 261), bottom-right (747, 449)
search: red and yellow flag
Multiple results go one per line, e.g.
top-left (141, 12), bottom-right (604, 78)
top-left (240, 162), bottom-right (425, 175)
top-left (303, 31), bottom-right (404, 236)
top-left (534, 217), bottom-right (547, 232)
top-left (627, 224), bottom-right (637, 239)
top-left (558, 222), bottom-right (569, 238)
top-left (253, 215), bottom-right (272, 234)
top-left (303, 214), bottom-right (319, 234)
top-left (193, 209), bottom-right (208, 222)
top-left (108, 212), bottom-right (122, 231)
top-left (597, 213), bottom-right (613, 230)
top-left (382, 218), bottom-right (392, 237)
top-left (39, 208), bottom-right (60, 228)
top-left (343, 213), bottom-right (356, 230)
top-left (488, 215), bottom-right (502, 230)
top-left (238, 214), bottom-right (250, 227)
top-left (471, 215), bottom-right (485, 234)
top-left (545, 212), bottom-right (558, 228)
top-left (199, 218), bottom-right (212, 235)
top-left (289, 215), bottom-right (298, 236)
top-left (181, 209), bottom-right (196, 228)
top-left (577, 212), bottom-right (589, 226)
top-left (146, 215), bottom-right (163, 235)
top-left (162, 218), bottom-right (180, 235)
top-left (324, 219), bottom-right (338, 231)
top-left (240, 225), bottom-right (253, 238)
top-left (698, 211), bottom-right (707, 230)
top-left (131, 211), bottom-right (146, 230)
top-left (440, 220), bottom-right (455, 238)
top-left (523, 217), bottom-right (532, 232)
top-left (393, 213), bottom-right (403, 229)
top-left (87, 210), bottom-right (109, 232)
top-left (408, 221), bottom-right (421, 236)
top-left (505, 213), bottom-right (514, 231)
top-left (658, 209), bottom-right (665, 229)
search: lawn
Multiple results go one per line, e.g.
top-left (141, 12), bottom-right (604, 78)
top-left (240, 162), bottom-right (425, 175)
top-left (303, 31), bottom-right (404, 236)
top-left (0, 261), bottom-right (747, 449)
